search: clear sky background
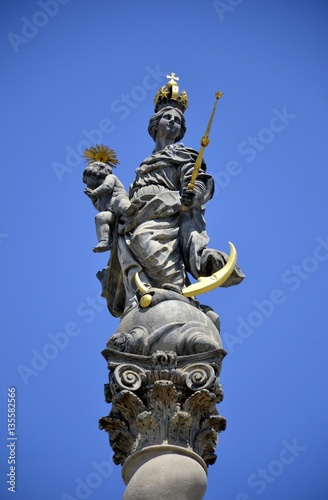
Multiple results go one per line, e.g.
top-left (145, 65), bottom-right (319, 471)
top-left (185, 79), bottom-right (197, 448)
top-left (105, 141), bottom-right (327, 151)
top-left (1, 1), bottom-right (328, 499)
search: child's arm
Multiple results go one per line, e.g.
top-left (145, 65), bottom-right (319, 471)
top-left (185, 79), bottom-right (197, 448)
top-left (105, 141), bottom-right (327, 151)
top-left (85, 174), bottom-right (116, 199)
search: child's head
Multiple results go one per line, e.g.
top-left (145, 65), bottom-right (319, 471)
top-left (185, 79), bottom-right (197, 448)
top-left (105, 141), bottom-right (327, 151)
top-left (82, 162), bottom-right (112, 186)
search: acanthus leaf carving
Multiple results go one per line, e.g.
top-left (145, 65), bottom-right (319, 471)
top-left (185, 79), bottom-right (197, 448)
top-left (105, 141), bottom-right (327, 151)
top-left (99, 351), bottom-right (226, 466)
top-left (136, 411), bottom-right (161, 449)
top-left (169, 411), bottom-right (192, 447)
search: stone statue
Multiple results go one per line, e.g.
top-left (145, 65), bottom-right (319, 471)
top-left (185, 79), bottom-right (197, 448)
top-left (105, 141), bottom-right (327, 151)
top-left (92, 81), bottom-right (244, 322)
top-left (83, 73), bottom-right (245, 500)
top-left (82, 145), bottom-right (135, 252)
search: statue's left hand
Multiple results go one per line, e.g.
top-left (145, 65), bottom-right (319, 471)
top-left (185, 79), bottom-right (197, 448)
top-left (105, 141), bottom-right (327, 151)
top-left (181, 187), bottom-right (196, 208)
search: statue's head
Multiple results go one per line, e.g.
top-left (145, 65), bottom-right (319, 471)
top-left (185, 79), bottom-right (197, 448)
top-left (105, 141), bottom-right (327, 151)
top-left (82, 162), bottom-right (112, 185)
top-left (82, 145), bottom-right (119, 182)
top-left (148, 106), bottom-right (186, 143)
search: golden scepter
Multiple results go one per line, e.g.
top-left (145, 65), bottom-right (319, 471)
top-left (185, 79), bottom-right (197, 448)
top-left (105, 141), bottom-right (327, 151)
top-left (182, 90), bottom-right (223, 211)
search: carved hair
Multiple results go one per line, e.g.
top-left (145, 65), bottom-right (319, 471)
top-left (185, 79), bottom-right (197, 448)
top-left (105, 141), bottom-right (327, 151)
top-left (148, 106), bottom-right (186, 142)
top-left (82, 162), bottom-right (112, 183)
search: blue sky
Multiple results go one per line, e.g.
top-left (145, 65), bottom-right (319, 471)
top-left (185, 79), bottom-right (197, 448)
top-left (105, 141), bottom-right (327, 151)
top-left (1, 0), bottom-right (328, 499)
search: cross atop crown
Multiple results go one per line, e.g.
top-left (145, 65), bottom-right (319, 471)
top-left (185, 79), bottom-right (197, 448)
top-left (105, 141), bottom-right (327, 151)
top-left (166, 72), bottom-right (179, 85)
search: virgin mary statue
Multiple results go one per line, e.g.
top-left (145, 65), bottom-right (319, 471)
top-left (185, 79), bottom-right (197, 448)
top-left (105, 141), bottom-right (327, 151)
top-left (100, 75), bottom-right (244, 318)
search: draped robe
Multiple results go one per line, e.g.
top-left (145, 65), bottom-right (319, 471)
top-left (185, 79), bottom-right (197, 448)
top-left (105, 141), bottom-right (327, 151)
top-left (105, 143), bottom-right (244, 317)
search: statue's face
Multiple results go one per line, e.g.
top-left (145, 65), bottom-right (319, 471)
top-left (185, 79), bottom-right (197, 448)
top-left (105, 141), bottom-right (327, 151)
top-left (157, 108), bottom-right (182, 142)
top-left (90, 163), bottom-right (111, 178)
top-left (83, 163), bottom-right (112, 186)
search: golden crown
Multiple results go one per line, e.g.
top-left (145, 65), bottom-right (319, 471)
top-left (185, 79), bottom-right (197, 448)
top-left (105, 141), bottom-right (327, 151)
top-left (154, 72), bottom-right (188, 113)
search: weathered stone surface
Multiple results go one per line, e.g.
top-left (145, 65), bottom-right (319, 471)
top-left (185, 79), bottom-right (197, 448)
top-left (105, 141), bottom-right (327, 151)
top-left (122, 446), bottom-right (208, 500)
top-left (107, 294), bottom-right (222, 356)
top-left (99, 348), bottom-right (226, 467)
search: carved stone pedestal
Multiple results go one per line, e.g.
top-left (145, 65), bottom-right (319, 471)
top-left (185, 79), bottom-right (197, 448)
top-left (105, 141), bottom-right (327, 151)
top-left (99, 347), bottom-right (226, 499)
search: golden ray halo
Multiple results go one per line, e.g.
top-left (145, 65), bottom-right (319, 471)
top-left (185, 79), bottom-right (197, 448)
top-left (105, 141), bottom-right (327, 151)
top-left (83, 144), bottom-right (119, 168)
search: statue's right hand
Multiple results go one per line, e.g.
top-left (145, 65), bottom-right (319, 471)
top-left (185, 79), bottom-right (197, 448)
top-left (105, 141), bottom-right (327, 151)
top-left (181, 187), bottom-right (196, 208)
top-left (84, 188), bottom-right (96, 199)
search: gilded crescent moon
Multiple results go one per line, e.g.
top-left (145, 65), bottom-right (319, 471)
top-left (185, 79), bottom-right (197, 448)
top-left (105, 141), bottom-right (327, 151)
top-left (182, 241), bottom-right (237, 297)
top-left (134, 272), bottom-right (150, 295)
top-left (134, 241), bottom-right (237, 298)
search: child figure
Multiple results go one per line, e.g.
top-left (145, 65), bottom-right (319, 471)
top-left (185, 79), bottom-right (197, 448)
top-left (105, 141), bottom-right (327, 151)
top-left (82, 145), bottom-right (135, 253)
